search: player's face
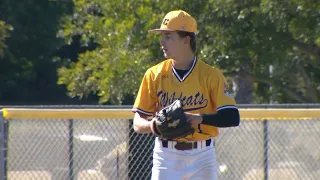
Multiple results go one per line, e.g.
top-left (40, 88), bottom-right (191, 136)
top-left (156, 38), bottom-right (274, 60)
top-left (160, 31), bottom-right (185, 59)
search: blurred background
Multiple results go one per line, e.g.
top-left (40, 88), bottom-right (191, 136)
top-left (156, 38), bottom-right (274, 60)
top-left (0, 1), bottom-right (319, 179)
top-left (0, 0), bottom-right (319, 106)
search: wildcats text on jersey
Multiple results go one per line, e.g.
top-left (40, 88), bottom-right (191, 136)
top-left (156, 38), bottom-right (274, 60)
top-left (157, 90), bottom-right (208, 111)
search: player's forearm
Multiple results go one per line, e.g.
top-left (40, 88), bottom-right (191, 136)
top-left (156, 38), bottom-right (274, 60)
top-left (133, 112), bottom-right (152, 134)
top-left (201, 108), bottom-right (240, 127)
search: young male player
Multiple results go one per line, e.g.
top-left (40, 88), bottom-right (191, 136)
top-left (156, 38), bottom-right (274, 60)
top-left (132, 10), bottom-right (240, 180)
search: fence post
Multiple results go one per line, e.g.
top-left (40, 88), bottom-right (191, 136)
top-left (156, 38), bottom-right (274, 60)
top-left (68, 119), bottom-right (74, 180)
top-left (263, 120), bottom-right (269, 180)
top-left (0, 110), bottom-right (6, 180)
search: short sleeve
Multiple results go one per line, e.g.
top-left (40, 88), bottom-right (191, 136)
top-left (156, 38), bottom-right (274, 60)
top-left (132, 69), bottom-right (157, 116)
top-left (214, 70), bottom-right (237, 111)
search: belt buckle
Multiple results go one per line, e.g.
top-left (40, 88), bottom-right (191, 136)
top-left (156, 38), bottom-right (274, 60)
top-left (174, 142), bottom-right (194, 151)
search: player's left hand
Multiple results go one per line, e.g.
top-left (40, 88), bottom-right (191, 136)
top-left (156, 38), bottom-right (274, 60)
top-left (150, 99), bottom-right (195, 140)
top-left (185, 113), bottom-right (203, 125)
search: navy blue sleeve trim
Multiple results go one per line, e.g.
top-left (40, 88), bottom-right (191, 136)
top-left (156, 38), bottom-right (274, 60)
top-left (201, 107), bottom-right (240, 127)
top-left (132, 108), bottom-right (154, 116)
top-left (216, 105), bottom-right (238, 111)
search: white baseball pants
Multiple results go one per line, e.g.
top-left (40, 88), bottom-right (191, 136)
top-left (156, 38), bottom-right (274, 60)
top-left (151, 137), bottom-right (217, 180)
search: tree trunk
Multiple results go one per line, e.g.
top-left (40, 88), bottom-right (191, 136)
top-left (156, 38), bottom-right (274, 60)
top-left (232, 74), bottom-right (254, 104)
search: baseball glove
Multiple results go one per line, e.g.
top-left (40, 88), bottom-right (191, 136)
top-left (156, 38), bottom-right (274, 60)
top-left (150, 99), bottom-right (194, 140)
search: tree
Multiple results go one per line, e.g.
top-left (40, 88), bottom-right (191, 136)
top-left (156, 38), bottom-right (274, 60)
top-left (197, 0), bottom-right (320, 103)
top-left (0, 0), bottom-right (74, 104)
top-left (57, 0), bottom-right (320, 104)
top-left (0, 20), bottom-right (12, 57)
top-left (57, 0), bottom-right (172, 104)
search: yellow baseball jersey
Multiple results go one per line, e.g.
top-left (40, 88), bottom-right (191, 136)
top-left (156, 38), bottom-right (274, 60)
top-left (132, 57), bottom-right (237, 141)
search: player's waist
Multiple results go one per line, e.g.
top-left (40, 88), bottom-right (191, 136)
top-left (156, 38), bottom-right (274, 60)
top-left (157, 137), bottom-right (215, 151)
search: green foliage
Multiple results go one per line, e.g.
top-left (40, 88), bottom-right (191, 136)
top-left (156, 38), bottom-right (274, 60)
top-left (0, 20), bottom-right (13, 57)
top-left (0, 0), bottom-right (318, 104)
top-left (58, 0), bottom-right (159, 104)
top-left (0, 0), bottom-right (73, 103)
top-left (56, 0), bottom-right (320, 104)
top-left (196, 0), bottom-right (320, 103)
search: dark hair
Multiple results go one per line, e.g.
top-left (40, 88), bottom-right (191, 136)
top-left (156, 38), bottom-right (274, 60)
top-left (177, 31), bottom-right (197, 54)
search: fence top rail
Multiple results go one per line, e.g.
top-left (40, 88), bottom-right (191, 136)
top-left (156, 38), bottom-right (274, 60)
top-left (1, 108), bottom-right (319, 120)
top-left (1, 104), bottom-right (320, 109)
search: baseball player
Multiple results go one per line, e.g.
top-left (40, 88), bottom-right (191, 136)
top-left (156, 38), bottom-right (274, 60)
top-left (132, 10), bottom-right (240, 180)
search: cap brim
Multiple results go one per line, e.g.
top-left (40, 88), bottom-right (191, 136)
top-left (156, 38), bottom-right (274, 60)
top-left (148, 28), bottom-right (176, 33)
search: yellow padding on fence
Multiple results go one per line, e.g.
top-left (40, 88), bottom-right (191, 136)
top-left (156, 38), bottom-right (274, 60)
top-left (2, 108), bottom-right (133, 119)
top-left (1, 108), bottom-right (319, 120)
top-left (240, 108), bottom-right (320, 120)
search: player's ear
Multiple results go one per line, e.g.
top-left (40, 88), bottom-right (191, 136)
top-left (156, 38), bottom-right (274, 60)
top-left (184, 36), bottom-right (191, 44)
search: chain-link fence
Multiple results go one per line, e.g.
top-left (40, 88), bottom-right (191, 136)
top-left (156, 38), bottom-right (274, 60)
top-left (0, 106), bottom-right (320, 180)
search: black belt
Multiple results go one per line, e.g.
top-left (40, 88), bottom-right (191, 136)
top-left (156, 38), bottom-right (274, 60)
top-left (162, 139), bottom-right (212, 151)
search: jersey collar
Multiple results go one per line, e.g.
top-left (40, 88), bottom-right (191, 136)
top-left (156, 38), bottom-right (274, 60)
top-left (172, 56), bottom-right (197, 82)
